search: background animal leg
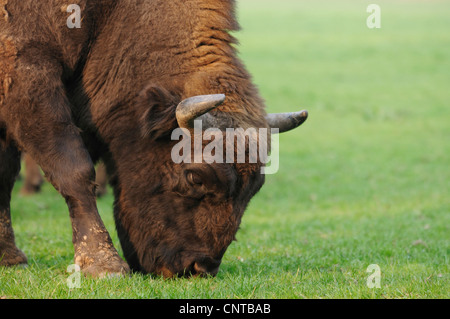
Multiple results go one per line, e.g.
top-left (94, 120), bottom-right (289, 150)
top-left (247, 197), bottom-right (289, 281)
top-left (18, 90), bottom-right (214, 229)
top-left (20, 153), bottom-right (44, 195)
top-left (95, 162), bottom-right (108, 197)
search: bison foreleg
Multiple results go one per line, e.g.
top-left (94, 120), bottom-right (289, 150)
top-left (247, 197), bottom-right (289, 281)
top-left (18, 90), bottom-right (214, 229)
top-left (42, 131), bottom-right (129, 277)
top-left (0, 140), bottom-right (27, 267)
top-left (2, 58), bottom-right (129, 277)
top-left (27, 126), bottom-right (128, 278)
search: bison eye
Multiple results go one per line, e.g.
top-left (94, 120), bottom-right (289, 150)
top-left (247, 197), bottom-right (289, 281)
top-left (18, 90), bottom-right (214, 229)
top-left (186, 171), bottom-right (203, 186)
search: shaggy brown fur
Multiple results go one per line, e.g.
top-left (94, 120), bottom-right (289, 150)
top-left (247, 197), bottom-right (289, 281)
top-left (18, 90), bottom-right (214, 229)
top-left (0, 35), bottom-right (15, 107)
top-left (0, 0), bottom-right (273, 277)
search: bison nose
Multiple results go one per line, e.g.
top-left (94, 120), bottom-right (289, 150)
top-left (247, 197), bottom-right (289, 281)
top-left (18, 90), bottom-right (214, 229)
top-left (193, 258), bottom-right (221, 277)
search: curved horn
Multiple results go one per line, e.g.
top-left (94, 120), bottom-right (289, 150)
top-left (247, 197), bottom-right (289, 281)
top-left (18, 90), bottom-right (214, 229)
top-left (176, 94), bottom-right (226, 129)
top-left (266, 110), bottom-right (308, 133)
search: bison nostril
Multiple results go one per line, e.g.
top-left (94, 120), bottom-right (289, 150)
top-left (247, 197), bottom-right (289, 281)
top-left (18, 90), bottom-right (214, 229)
top-left (193, 260), bottom-right (220, 277)
top-left (193, 262), bottom-right (207, 274)
top-left (157, 266), bottom-right (176, 278)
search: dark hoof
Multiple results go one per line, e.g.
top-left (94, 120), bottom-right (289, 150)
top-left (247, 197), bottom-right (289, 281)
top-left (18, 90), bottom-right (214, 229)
top-left (20, 184), bottom-right (42, 196)
top-left (95, 186), bottom-right (107, 198)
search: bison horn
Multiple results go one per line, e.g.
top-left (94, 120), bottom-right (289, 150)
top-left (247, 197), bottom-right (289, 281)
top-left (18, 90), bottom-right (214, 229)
top-left (266, 110), bottom-right (308, 133)
top-left (176, 94), bottom-right (226, 129)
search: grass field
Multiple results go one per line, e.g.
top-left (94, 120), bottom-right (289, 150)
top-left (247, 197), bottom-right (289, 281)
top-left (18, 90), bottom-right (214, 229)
top-left (1, 0), bottom-right (449, 299)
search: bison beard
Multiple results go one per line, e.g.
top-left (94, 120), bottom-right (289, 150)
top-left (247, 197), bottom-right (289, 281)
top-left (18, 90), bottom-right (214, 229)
top-left (0, 0), bottom-right (307, 278)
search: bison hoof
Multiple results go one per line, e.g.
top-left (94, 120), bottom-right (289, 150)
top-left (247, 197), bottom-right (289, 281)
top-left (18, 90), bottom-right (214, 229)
top-left (76, 254), bottom-right (130, 278)
top-left (20, 183), bottom-right (43, 196)
top-left (95, 186), bottom-right (107, 198)
top-left (0, 245), bottom-right (28, 267)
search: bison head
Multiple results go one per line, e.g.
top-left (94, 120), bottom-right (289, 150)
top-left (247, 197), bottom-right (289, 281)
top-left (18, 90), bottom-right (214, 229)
top-left (111, 86), bottom-right (307, 278)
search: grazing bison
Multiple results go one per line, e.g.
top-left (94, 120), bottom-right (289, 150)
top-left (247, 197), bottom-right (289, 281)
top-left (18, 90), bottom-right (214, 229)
top-left (0, 0), bottom-right (307, 277)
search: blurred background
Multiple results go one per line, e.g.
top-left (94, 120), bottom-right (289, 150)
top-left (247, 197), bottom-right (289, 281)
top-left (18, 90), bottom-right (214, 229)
top-left (233, 0), bottom-right (449, 297)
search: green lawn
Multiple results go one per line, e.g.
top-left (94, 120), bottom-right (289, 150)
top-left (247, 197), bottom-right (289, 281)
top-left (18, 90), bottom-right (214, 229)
top-left (1, 0), bottom-right (449, 298)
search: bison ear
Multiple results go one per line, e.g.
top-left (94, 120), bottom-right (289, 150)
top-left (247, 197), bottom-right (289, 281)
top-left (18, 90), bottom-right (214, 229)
top-left (136, 85), bottom-right (180, 140)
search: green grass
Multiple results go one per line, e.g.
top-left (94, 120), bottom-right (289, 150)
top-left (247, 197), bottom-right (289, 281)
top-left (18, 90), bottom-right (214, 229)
top-left (1, 0), bottom-right (449, 298)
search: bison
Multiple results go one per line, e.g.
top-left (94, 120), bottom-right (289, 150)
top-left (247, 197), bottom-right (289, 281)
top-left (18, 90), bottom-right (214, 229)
top-left (0, 0), bottom-right (307, 278)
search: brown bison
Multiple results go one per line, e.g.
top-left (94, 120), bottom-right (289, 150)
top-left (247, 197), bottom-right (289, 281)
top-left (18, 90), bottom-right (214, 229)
top-left (0, 0), bottom-right (307, 277)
